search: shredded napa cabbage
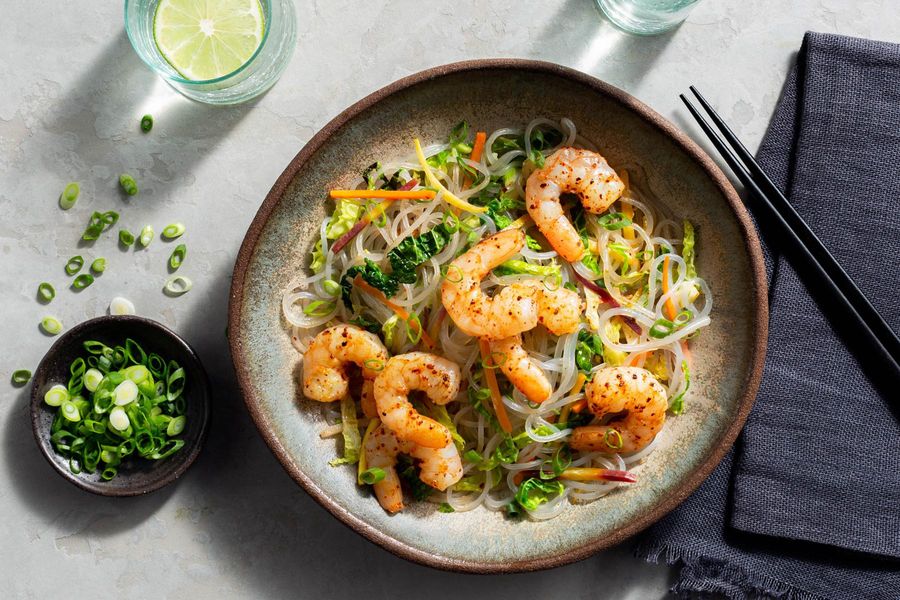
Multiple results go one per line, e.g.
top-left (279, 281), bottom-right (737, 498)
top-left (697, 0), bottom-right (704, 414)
top-left (329, 396), bottom-right (361, 466)
top-left (325, 199), bottom-right (364, 240)
top-left (603, 319), bottom-right (628, 366)
top-left (493, 259), bottom-right (560, 278)
top-left (683, 220), bottom-right (696, 278)
top-left (668, 360), bottom-right (690, 415)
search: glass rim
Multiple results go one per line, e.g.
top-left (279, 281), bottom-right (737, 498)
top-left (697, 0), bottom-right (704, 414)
top-left (124, 0), bottom-right (273, 86)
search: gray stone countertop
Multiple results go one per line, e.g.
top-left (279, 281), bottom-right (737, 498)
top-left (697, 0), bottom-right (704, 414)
top-left (1, 0), bottom-right (896, 597)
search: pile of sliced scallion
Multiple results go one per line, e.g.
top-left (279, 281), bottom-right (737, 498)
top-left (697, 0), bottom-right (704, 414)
top-left (44, 338), bottom-right (188, 480)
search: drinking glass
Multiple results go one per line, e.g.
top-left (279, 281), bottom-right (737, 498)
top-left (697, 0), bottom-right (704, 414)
top-left (124, 0), bottom-right (297, 105)
top-left (595, 0), bottom-right (701, 35)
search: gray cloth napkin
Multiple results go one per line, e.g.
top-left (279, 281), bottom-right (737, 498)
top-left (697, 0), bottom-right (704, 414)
top-left (635, 32), bottom-right (900, 599)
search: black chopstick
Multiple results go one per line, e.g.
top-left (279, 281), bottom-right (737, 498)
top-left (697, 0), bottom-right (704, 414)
top-left (679, 91), bottom-right (900, 379)
top-left (688, 86), bottom-right (900, 364)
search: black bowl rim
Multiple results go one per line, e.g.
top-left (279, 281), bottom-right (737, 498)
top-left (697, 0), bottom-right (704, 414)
top-left (30, 315), bottom-right (212, 497)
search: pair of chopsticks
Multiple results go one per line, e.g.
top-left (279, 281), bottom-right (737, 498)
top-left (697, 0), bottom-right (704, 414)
top-left (681, 87), bottom-right (900, 381)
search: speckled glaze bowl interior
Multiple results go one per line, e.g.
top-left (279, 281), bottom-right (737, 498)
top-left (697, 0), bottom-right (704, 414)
top-left (228, 60), bottom-right (768, 572)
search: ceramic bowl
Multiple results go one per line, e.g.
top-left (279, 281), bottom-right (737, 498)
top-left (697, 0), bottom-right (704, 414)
top-left (228, 60), bottom-right (768, 572)
top-left (30, 315), bottom-right (211, 496)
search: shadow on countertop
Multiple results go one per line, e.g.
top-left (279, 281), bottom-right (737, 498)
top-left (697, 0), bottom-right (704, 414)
top-left (3, 386), bottom-right (174, 538)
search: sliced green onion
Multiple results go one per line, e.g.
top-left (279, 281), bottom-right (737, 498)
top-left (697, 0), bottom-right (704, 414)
top-left (41, 316), bottom-right (63, 335)
top-left (322, 279), bottom-right (341, 297)
top-left (60, 400), bottom-right (81, 423)
top-left (109, 296), bottom-right (136, 316)
top-left (83, 368), bottom-right (103, 392)
top-left (81, 211), bottom-right (120, 241)
top-left (114, 379), bottom-right (139, 406)
top-left (119, 229), bottom-right (135, 247)
top-left (163, 275), bottom-right (192, 296)
top-left (674, 309), bottom-right (693, 326)
top-left (83, 340), bottom-right (109, 355)
top-left (72, 274), bottom-right (94, 290)
top-left (359, 467), bottom-right (386, 485)
top-left (109, 406), bottom-right (130, 431)
top-left (11, 369), bottom-right (32, 386)
top-left (90, 257), bottom-right (107, 273)
top-left (166, 415), bottom-right (186, 436)
top-left (37, 282), bottom-right (55, 303)
top-left (140, 114), bottom-right (153, 133)
top-left (598, 212), bottom-right (633, 231)
top-left (480, 351), bottom-right (507, 369)
top-left (119, 173), bottom-right (138, 196)
top-left (168, 244), bottom-right (186, 270)
top-left (147, 354), bottom-right (165, 378)
top-left (166, 366), bottom-right (186, 401)
top-left (649, 318), bottom-right (676, 339)
top-left (362, 358), bottom-right (384, 372)
top-left (605, 428), bottom-right (624, 450)
top-left (442, 211), bottom-right (460, 233)
top-left (406, 312), bottom-right (422, 344)
top-left (59, 182), bottom-right (80, 210)
top-left (101, 467), bottom-right (118, 480)
top-left (138, 225), bottom-right (154, 247)
top-left (302, 300), bottom-right (335, 317)
top-left (65, 255), bottom-right (84, 276)
top-left (44, 384), bottom-right (68, 407)
top-left (440, 264), bottom-right (464, 284)
top-left (125, 338), bottom-right (147, 365)
top-left (161, 222), bottom-right (185, 240)
top-left (542, 272), bottom-right (562, 291)
top-left (124, 364), bottom-right (150, 384)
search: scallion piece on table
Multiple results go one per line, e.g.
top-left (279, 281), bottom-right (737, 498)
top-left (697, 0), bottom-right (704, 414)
top-left (37, 282), bottom-right (55, 303)
top-left (119, 229), bottom-right (135, 247)
top-left (90, 257), bottom-right (107, 273)
top-left (138, 225), bottom-right (154, 247)
top-left (59, 182), bottom-right (80, 210)
top-left (40, 316), bottom-right (63, 335)
top-left (11, 370), bottom-right (32, 386)
top-left (168, 244), bottom-right (186, 270)
top-left (109, 296), bottom-right (136, 316)
top-left (140, 114), bottom-right (153, 133)
top-left (81, 211), bottom-right (119, 241)
top-left (72, 273), bottom-right (94, 290)
top-left (65, 255), bottom-right (84, 276)
top-left (163, 275), bottom-right (192, 296)
top-left (161, 222), bottom-right (185, 240)
top-left (119, 174), bottom-right (138, 196)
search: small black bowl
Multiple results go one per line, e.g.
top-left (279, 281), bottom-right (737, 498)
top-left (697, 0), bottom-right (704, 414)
top-left (30, 315), bottom-right (211, 496)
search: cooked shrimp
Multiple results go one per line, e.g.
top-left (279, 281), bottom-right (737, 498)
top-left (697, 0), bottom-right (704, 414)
top-left (487, 281), bottom-right (582, 403)
top-left (374, 352), bottom-right (461, 448)
top-left (569, 366), bottom-right (667, 454)
top-left (360, 380), bottom-right (377, 418)
top-left (364, 421), bottom-right (405, 513)
top-left (364, 421), bottom-right (463, 513)
top-left (441, 229), bottom-right (539, 340)
top-left (526, 147), bottom-right (625, 262)
top-left (488, 335), bottom-right (552, 403)
top-left (302, 324), bottom-right (389, 403)
top-left (511, 279), bottom-right (583, 336)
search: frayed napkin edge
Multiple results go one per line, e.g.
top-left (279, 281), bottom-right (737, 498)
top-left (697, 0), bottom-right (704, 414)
top-left (634, 540), bottom-right (826, 600)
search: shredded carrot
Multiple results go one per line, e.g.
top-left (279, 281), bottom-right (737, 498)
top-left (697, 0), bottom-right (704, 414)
top-left (662, 256), bottom-right (677, 320)
top-left (570, 399), bottom-right (588, 413)
top-left (627, 351), bottom-right (649, 367)
top-left (512, 471), bottom-right (528, 486)
top-left (329, 189), bottom-right (435, 200)
top-left (479, 339), bottom-right (512, 434)
top-left (354, 276), bottom-right (435, 349)
top-left (462, 131), bottom-right (488, 190)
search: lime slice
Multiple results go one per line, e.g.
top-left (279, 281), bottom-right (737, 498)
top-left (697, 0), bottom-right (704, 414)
top-left (153, 0), bottom-right (265, 81)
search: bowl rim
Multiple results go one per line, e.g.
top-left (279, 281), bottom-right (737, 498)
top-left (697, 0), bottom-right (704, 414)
top-left (227, 59), bottom-right (769, 573)
top-left (30, 314), bottom-right (212, 497)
